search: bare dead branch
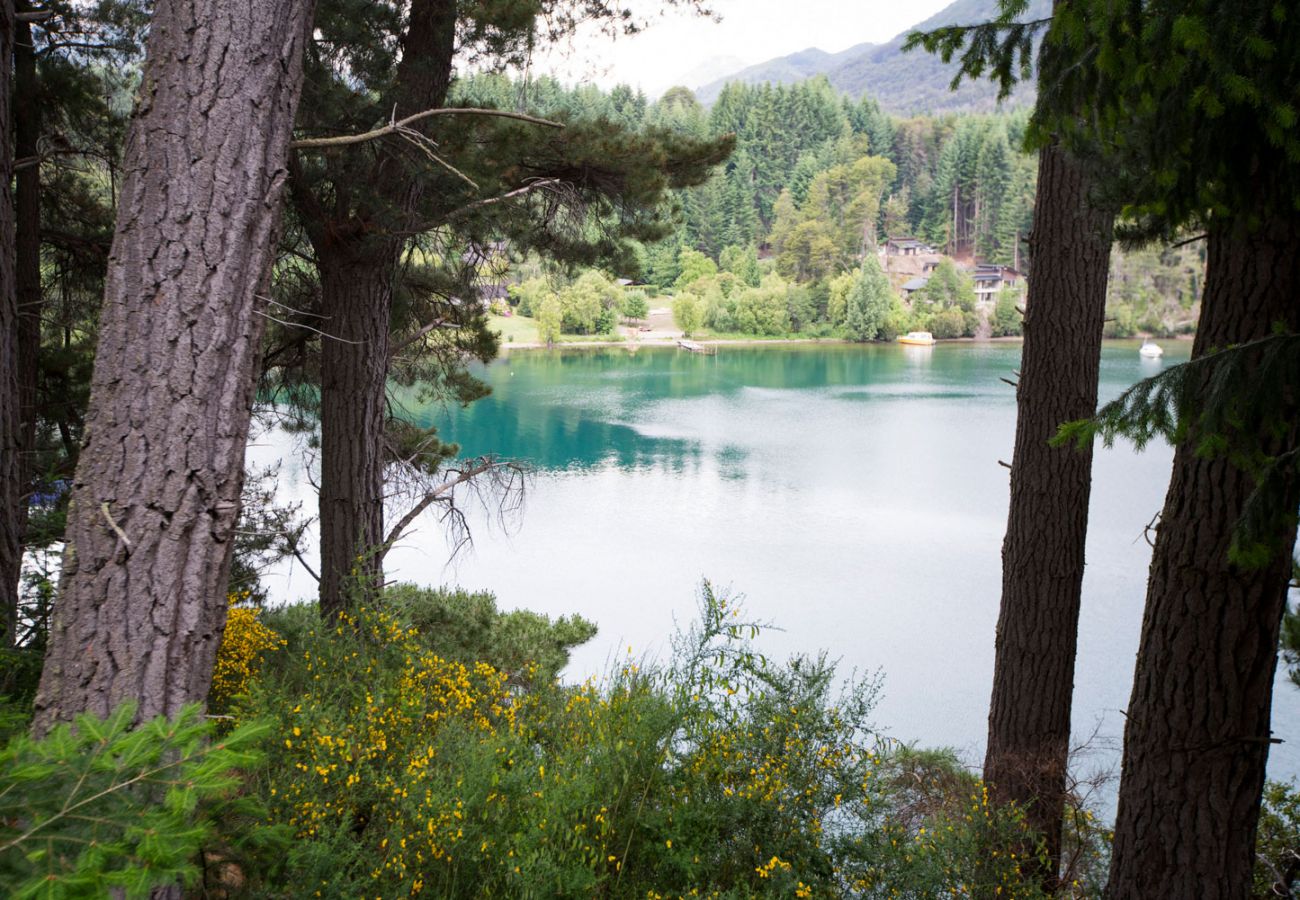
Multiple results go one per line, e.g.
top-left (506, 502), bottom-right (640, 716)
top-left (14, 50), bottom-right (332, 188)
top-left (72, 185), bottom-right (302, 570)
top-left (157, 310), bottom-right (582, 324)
top-left (436, 178), bottom-right (566, 226)
top-left (291, 547), bottom-right (321, 583)
top-left (389, 318), bottom-right (451, 358)
top-left (254, 306), bottom-right (365, 345)
top-left (290, 107), bottom-right (562, 151)
top-left (380, 458), bottom-right (505, 558)
top-left (1171, 232), bottom-right (1207, 250)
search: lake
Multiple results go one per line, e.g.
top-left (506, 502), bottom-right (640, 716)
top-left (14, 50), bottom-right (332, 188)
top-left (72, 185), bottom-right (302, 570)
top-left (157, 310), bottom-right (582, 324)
top-left (253, 339), bottom-right (1300, 798)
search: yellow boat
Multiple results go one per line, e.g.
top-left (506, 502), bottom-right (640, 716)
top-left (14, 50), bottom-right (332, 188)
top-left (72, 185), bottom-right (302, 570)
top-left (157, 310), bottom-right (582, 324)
top-left (897, 331), bottom-right (936, 346)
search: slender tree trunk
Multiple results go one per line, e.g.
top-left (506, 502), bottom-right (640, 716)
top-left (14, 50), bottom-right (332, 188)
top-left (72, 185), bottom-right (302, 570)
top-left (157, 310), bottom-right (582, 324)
top-left (316, 253), bottom-right (396, 620)
top-left (0, 0), bottom-right (19, 649)
top-left (1105, 211), bottom-right (1300, 899)
top-left (7, 5), bottom-right (41, 617)
top-left (32, 0), bottom-right (315, 732)
top-left (983, 137), bottom-right (1112, 888)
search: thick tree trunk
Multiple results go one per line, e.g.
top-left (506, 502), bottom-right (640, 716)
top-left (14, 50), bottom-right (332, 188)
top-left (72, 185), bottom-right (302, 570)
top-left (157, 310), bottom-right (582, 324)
top-left (983, 139), bottom-right (1112, 887)
top-left (1105, 212), bottom-right (1300, 898)
top-left (299, 0), bottom-right (457, 617)
top-left (317, 254), bottom-right (396, 620)
top-left (31, 0), bottom-right (315, 732)
top-left (0, 0), bottom-right (19, 649)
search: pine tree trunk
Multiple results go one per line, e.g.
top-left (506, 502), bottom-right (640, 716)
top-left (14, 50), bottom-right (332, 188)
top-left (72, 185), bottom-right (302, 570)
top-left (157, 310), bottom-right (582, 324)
top-left (31, 0), bottom-right (315, 732)
top-left (317, 253), bottom-right (396, 621)
top-left (6, 6), bottom-right (41, 621)
top-left (1105, 212), bottom-right (1300, 899)
top-left (0, 0), bottom-right (19, 649)
top-left (983, 139), bottom-right (1112, 886)
top-left (296, 0), bottom-right (457, 618)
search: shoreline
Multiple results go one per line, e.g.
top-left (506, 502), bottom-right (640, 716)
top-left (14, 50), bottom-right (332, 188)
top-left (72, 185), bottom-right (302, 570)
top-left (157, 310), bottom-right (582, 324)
top-left (497, 333), bottom-right (1194, 352)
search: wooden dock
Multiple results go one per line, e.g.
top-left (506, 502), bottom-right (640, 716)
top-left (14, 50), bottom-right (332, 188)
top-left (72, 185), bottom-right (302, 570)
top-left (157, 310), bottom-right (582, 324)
top-left (677, 339), bottom-right (716, 354)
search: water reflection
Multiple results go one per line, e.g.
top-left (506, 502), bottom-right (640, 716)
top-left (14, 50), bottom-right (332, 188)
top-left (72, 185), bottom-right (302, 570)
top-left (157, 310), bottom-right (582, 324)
top-left (408, 344), bottom-right (1035, 474)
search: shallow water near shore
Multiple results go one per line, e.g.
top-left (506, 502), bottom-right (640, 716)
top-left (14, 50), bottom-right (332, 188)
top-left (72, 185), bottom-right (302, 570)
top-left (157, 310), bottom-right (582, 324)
top-left (254, 338), bottom-right (1299, 808)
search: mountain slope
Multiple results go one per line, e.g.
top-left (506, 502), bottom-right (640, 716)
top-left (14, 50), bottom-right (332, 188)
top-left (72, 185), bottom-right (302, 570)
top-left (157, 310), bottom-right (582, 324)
top-left (695, 0), bottom-right (1049, 114)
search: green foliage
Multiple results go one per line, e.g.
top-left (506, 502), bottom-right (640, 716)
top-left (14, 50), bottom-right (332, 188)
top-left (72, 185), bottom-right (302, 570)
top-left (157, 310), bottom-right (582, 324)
top-left (929, 307), bottom-right (969, 340)
top-left (0, 704), bottom-right (281, 899)
top-left (706, 274), bottom-right (793, 337)
top-left (991, 287), bottom-right (1023, 337)
top-left (917, 259), bottom-right (977, 312)
top-left (619, 289), bottom-right (650, 321)
top-left (1254, 781), bottom-right (1300, 898)
top-left (234, 583), bottom-right (1059, 897)
top-left (673, 246), bottom-right (719, 290)
top-left (719, 244), bottom-right (761, 287)
top-left (1054, 334), bottom-right (1300, 567)
top-left (376, 584), bottom-right (597, 687)
top-left (536, 295), bottom-right (563, 345)
top-left (903, 0), bottom-right (1045, 102)
top-left (672, 292), bottom-right (704, 337)
top-left (826, 271), bottom-right (856, 327)
top-left (845, 256), bottom-right (895, 342)
top-left (557, 270), bottom-right (621, 335)
top-left (1040, 0), bottom-right (1300, 237)
top-left (508, 277), bottom-right (552, 318)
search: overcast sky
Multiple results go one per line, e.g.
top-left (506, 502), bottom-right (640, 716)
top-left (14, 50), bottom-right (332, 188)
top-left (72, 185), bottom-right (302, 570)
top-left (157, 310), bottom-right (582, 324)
top-left (533, 0), bottom-right (954, 99)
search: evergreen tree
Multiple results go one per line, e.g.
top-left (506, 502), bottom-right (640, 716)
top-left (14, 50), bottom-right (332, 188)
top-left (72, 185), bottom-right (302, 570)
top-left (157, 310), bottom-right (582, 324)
top-left (844, 256), bottom-right (892, 342)
top-left (974, 123), bottom-right (1012, 259)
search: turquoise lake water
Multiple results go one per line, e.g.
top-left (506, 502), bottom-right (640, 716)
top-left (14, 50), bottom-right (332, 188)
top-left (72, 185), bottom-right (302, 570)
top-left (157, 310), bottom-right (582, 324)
top-left (257, 339), bottom-right (1299, 794)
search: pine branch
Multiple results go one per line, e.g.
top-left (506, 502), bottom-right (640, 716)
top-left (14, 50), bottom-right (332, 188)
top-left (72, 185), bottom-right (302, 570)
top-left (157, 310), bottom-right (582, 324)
top-left (1054, 332), bottom-right (1300, 568)
top-left (903, 0), bottom-right (1052, 100)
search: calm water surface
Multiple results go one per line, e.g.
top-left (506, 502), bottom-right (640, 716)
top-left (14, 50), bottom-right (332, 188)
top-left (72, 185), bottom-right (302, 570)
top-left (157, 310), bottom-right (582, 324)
top-left (258, 339), bottom-right (1299, 794)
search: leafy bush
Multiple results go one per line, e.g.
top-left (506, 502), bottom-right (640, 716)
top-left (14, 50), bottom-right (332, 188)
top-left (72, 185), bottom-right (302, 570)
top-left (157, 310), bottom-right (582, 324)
top-left (673, 293), bottom-right (703, 336)
top-left (1254, 781), bottom-right (1300, 898)
top-left (231, 584), bottom-right (1055, 898)
top-left (930, 307), bottom-right (968, 340)
top-left (992, 289), bottom-right (1023, 337)
top-left (0, 704), bottom-right (280, 899)
top-left (620, 290), bottom-right (650, 322)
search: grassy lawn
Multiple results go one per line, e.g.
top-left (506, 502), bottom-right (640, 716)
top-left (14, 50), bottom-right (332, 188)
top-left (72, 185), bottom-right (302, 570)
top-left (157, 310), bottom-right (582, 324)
top-left (488, 313), bottom-right (538, 344)
top-left (489, 313), bottom-right (626, 345)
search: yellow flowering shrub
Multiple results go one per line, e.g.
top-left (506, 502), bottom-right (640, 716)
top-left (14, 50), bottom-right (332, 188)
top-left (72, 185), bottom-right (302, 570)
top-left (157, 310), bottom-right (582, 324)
top-left (232, 585), bottom-right (1084, 898)
top-left (209, 592), bottom-right (284, 715)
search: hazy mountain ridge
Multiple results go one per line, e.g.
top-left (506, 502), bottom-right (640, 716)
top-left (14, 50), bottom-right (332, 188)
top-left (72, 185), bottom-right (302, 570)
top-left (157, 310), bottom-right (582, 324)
top-left (695, 0), bottom-right (1049, 114)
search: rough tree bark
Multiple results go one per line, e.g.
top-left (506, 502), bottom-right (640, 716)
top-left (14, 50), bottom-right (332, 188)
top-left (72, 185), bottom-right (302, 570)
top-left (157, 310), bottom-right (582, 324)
top-left (983, 136), bottom-right (1112, 888)
top-left (1105, 210), bottom-right (1300, 898)
top-left (982, 0), bottom-right (1114, 882)
top-left (316, 259), bottom-right (396, 620)
top-left (5, 2), bottom-right (42, 621)
top-left (299, 0), bottom-right (457, 619)
top-left (0, 0), bottom-right (18, 649)
top-left (31, 0), bottom-right (316, 732)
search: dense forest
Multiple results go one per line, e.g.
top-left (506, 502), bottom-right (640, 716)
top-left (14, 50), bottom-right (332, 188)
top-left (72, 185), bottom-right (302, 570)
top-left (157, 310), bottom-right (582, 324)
top-left (457, 72), bottom-right (1200, 342)
top-left (0, 0), bottom-right (1296, 898)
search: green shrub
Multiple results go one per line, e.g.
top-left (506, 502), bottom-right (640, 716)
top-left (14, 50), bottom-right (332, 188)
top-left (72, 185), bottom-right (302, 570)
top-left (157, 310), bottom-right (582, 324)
top-left (1254, 781), bottom-right (1300, 898)
top-left (234, 584), bottom-right (1056, 898)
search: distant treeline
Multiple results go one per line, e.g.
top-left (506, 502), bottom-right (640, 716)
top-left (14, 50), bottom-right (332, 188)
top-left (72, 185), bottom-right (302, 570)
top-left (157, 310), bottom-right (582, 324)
top-left (459, 74), bottom-right (1202, 337)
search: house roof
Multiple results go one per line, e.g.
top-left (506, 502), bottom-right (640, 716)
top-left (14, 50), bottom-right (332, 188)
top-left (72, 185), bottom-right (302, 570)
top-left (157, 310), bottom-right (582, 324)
top-left (901, 276), bottom-right (930, 291)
